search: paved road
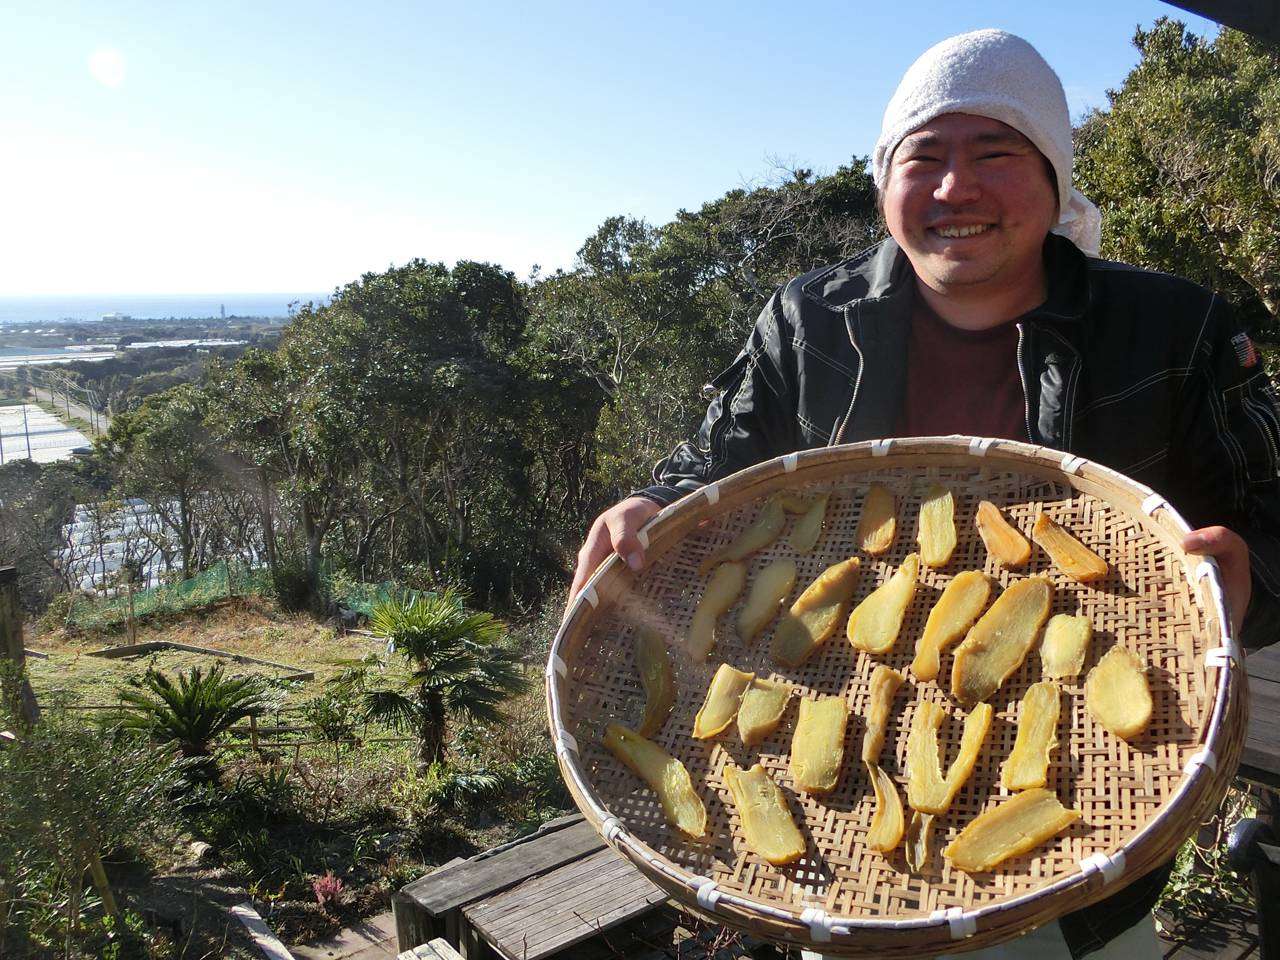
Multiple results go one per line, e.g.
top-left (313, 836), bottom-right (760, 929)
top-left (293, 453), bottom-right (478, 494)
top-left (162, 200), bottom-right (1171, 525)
top-left (26, 385), bottom-right (109, 435)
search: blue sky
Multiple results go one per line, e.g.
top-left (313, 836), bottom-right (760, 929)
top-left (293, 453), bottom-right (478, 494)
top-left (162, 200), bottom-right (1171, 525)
top-left (0, 1), bottom-right (1216, 295)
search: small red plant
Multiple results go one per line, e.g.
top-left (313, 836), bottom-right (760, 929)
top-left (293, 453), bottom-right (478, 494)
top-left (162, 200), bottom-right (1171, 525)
top-left (312, 870), bottom-right (346, 912)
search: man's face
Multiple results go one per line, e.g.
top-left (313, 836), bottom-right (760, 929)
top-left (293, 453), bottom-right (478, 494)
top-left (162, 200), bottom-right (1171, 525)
top-left (881, 113), bottom-right (1059, 298)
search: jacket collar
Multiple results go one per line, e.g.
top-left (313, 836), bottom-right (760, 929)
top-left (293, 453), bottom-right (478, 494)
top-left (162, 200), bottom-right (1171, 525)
top-left (802, 232), bottom-right (1092, 321)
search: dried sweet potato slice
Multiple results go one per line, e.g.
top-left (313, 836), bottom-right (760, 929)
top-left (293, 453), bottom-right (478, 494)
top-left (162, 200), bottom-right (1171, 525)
top-left (1040, 613), bottom-right (1093, 680)
top-left (1031, 513), bottom-right (1108, 582)
top-left (789, 493), bottom-right (830, 553)
top-left (944, 788), bottom-right (1081, 872)
top-left (772, 556), bottom-right (862, 667)
top-left (861, 664), bottom-right (904, 764)
top-left (698, 497), bottom-right (787, 575)
top-left (951, 577), bottom-right (1053, 706)
top-left (905, 811), bottom-right (935, 873)
top-left (687, 562), bottom-right (746, 661)
top-left (737, 677), bottom-right (791, 747)
top-left (603, 723), bottom-right (708, 838)
top-left (848, 554), bottom-right (920, 655)
top-left (737, 559), bottom-right (797, 642)
top-left (917, 484), bottom-right (957, 568)
top-left (723, 762), bottom-right (806, 865)
top-left (1085, 646), bottom-right (1152, 740)
top-left (635, 628), bottom-right (675, 737)
top-left (975, 500), bottom-right (1031, 568)
top-left (790, 696), bottom-right (849, 794)
top-left (906, 700), bottom-right (994, 814)
top-left (1001, 681), bottom-right (1061, 791)
top-left (693, 663), bottom-right (754, 739)
top-left (857, 484), bottom-right (897, 555)
top-left (866, 762), bottom-right (905, 853)
top-left (911, 570), bottom-right (992, 682)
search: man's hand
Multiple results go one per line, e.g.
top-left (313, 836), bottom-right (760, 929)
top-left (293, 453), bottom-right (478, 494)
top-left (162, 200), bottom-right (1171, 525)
top-left (565, 496), bottom-right (662, 620)
top-left (1183, 526), bottom-right (1251, 636)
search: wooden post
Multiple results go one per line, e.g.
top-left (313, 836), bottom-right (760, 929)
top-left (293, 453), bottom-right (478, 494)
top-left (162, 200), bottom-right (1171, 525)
top-left (126, 580), bottom-right (137, 645)
top-left (0, 566), bottom-right (38, 726)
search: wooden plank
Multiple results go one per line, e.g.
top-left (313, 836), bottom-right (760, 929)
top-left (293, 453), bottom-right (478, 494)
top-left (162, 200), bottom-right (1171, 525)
top-left (1242, 675), bottom-right (1280, 787)
top-left (400, 818), bottom-right (604, 916)
top-left (230, 901), bottom-right (296, 960)
top-left (1161, 904), bottom-right (1258, 960)
top-left (1247, 646), bottom-right (1280, 684)
top-left (398, 939), bottom-right (464, 960)
top-left (464, 847), bottom-right (665, 960)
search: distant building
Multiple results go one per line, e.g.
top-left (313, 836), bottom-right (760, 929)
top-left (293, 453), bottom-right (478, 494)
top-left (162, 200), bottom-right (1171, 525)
top-left (100, 312), bottom-right (132, 321)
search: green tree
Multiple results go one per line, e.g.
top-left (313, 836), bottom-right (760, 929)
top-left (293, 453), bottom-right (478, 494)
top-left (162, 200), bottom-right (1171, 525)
top-left (1075, 20), bottom-right (1280, 336)
top-left (337, 589), bottom-right (526, 768)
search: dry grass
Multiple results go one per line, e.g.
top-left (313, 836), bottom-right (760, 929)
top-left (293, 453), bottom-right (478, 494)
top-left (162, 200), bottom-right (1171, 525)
top-left (25, 596), bottom-right (382, 709)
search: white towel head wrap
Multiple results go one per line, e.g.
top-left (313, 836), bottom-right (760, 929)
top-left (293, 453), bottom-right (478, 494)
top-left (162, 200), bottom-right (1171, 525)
top-left (872, 29), bottom-right (1101, 256)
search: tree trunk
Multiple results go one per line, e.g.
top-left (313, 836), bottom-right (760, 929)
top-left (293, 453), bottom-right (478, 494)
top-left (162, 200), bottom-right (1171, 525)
top-left (417, 691), bottom-right (447, 769)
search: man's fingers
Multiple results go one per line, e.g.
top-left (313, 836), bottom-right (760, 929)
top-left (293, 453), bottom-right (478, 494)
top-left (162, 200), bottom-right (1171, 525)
top-left (1183, 526), bottom-right (1233, 554)
top-left (605, 514), bottom-right (646, 572)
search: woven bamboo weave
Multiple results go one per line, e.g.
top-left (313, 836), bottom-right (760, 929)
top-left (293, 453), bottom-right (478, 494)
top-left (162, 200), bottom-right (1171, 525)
top-left (547, 438), bottom-right (1246, 955)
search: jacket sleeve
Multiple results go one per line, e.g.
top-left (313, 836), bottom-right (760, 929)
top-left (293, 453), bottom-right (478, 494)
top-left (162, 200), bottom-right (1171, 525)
top-left (634, 289), bottom-right (801, 506)
top-left (1170, 294), bottom-right (1280, 651)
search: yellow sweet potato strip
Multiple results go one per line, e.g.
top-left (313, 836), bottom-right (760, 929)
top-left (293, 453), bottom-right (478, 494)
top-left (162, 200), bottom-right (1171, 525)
top-left (603, 723), bottom-right (708, 838)
top-left (861, 665), bottom-right (904, 764)
top-left (1085, 646), bottom-right (1153, 740)
top-left (635, 628), bottom-right (675, 737)
top-left (772, 556), bottom-right (861, 667)
top-left (857, 484), bottom-right (897, 555)
top-left (951, 577), bottom-right (1053, 706)
top-left (724, 762), bottom-right (807, 865)
top-left (737, 559), bottom-right (797, 642)
top-left (944, 788), bottom-right (1081, 872)
top-left (698, 497), bottom-right (787, 575)
top-left (790, 696), bottom-right (849, 794)
top-left (847, 554), bottom-right (920, 655)
top-left (1031, 513), bottom-right (1108, 583)
top-left (789, 493), bottom-right (830, 553)
top-left (1001, 681), bottom-right (1061, 791)
top-left (866, 762), bottom-right (905, 853)
top-left (693, 663), bottom-right (754, 739)
top-left (975, 500), bottom-right (1031, 568)
top-left (687, 562), bottom-right (746, 661)
top-left (737, 677), bottom-right (791, 746)
top-left (1040, 614), bottom-right (1093, 680)
top-left (917, 484), bottom-right (957, 568)
top-left (906, 701), bottom-right (994, 814)
top-left (905, 811), bottom-right (935, 873)
top-left (910, 570), bottom-right (991, 682)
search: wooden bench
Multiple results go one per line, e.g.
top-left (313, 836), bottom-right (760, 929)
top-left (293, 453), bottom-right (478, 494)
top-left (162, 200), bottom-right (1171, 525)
top-left (393, 814), bottom-right (666, 958)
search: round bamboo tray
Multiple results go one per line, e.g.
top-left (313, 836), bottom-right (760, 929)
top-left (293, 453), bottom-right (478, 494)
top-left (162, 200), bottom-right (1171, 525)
top-left (546, 437), bottom-right (1246, 955)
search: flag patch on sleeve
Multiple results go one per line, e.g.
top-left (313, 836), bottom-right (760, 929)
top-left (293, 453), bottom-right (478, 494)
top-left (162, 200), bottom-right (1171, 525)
top-left (1232, 331), bottom-right (1259, 368)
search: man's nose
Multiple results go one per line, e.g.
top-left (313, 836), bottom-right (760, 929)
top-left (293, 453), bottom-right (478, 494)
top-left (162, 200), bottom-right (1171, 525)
top-left (933, 163), bottom-right (981, 205)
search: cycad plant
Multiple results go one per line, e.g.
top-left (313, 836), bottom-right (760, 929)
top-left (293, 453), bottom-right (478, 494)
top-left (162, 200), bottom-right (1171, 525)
top-left (339, 588), bottom-right (526, 768)
top-left (117, 664), bottom-right (271, 777)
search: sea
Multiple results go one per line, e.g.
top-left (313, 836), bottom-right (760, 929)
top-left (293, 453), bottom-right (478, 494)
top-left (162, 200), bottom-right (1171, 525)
top-left (0, 293), bottom-right (328, 326)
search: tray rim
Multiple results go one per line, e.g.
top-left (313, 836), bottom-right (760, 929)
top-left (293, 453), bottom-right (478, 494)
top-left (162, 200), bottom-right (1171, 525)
top-left (546, 435), bottom-right (1247, 952)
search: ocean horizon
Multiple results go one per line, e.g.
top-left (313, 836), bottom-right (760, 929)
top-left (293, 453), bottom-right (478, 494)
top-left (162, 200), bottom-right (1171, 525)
top-left (0, 293), bottom-right (329, 325)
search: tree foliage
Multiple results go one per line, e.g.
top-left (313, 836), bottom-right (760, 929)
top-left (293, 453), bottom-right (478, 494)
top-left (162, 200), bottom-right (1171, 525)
top-left (1075, 20), bottom-right (1280, 336)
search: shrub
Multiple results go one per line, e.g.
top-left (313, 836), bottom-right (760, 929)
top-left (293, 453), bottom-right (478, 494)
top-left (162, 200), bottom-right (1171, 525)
top-left (116, 665), bottom-right (272, 778)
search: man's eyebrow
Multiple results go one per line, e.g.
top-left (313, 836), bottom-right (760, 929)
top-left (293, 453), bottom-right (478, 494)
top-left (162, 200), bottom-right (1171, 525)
top-left (896, 129), bottom-right (1033, 154)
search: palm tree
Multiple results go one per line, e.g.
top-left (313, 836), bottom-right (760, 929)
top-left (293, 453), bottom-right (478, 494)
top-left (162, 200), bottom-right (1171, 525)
top-left (343, 588), bottom-right (526, 768)
top-left (117, 664), bottom-right (271, 777)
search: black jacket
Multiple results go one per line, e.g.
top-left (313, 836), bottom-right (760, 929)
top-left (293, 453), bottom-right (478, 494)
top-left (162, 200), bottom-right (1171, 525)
top-left (639, 234), bottom-right (1280, 955)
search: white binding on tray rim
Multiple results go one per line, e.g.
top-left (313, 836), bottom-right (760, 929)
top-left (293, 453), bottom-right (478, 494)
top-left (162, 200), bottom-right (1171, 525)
top-left (968, 437), bottom-right (997, 457)
top-left (636, 528), bottom-right (650, 550)
top-left (783, 452), bottom-right (799, 472)
top-left (871, 438), bottom-right (893, 457)
top-left (703, 484), bottom-right (721, 505)
top-left (1184, 748), bottom-right (1218, 775)
top-left (600, 816), bottom-right (623, 842)
top-left (1060, 453), bottom-right (1087, 475)
top-left (799, 907), bottom-right (839, 941)
top-left (693, 877), bottom-right (722, 909)
top-left (555, 730), bottom-right (578, 757)
top-left (1079, 851), bottom-right (1126, 885)
top-left (930, 906), bottom-right (977, 939)
top-left (1141, 493), bottom-right (1169, 516)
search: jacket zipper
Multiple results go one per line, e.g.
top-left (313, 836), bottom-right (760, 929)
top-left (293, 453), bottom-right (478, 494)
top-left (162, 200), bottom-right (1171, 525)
top-left (1016, 322), bottom-right (1034, 443)
top-left (832, 304), bottom-right (864, 446)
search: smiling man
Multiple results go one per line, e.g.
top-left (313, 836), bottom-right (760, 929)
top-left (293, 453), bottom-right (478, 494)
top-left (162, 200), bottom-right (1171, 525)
top-left (567, 29), bottom-right (1280, 959)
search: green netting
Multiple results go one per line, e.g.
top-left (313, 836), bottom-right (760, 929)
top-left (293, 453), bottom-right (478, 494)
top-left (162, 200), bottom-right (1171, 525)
top-left (65, 560), bottom-right (272, 631)
top-left (330, 580), bottom-right (398, 618)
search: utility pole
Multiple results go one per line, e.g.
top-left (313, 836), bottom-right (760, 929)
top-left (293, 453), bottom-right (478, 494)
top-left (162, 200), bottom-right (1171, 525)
top-left (21, 403), bottom-right (31, 460)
